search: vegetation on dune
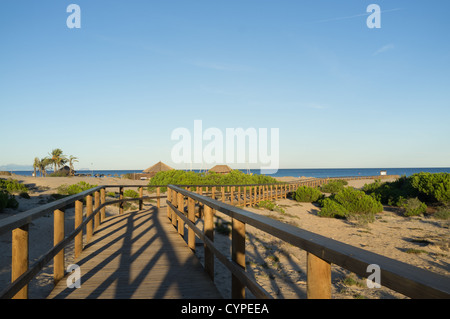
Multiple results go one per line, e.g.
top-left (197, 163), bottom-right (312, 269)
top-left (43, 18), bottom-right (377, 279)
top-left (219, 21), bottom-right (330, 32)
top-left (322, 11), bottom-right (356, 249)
top-left (319, 179), bottom-right (348, 194)
top-left (147, 169), bottom-right (279, 193)
top-left (362, 172), bottom-right (450, 217)
top-left (292, 186), bottom-right (324, 203)
top-left (318, 187), bottom-right (383, 223)
top-left (57, 181), bottom-right (98, 195)
top-left (0, 178), bottom-right (28, 212)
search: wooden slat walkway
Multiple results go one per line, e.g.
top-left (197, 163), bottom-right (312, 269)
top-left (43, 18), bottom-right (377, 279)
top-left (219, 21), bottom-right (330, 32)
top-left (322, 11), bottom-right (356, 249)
top-left (47, 206), bottom-right (222, 299)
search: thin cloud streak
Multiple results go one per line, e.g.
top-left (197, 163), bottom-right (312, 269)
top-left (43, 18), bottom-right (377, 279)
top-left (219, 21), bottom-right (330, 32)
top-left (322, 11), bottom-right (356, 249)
top-left (314, 8), bottom-right (402, 24)
top-left (373, 44), bottom-right (395, 56)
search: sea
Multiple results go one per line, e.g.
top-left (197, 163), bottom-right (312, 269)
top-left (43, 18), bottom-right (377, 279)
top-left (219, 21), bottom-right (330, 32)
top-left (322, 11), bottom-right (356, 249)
top-left (7, 167), bottom-right (450, 178)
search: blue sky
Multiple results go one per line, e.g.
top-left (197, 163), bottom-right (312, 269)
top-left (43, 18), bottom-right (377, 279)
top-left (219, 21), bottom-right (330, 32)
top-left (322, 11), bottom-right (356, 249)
top-left (0, 1), bottom-right (449, 170)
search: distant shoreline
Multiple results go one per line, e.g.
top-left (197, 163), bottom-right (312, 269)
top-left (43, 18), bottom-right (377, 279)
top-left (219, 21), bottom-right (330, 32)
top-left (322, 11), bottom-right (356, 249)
top-left (2, 167), bottom-right (450, 179)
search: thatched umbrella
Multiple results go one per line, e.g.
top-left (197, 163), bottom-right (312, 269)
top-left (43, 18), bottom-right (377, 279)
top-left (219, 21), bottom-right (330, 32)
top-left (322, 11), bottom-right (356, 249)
top-left (143, 161), bottom-right (174, 177)
top-left (208, 164), bottom-right (232, 175)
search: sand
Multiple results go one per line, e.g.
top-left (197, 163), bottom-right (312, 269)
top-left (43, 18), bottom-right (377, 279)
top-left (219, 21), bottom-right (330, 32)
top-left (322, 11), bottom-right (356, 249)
top-left (0, 175), bottom-right (448, 299)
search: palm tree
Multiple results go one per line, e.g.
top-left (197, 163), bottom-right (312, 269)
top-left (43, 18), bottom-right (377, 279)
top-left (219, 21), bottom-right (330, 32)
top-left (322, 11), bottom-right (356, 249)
top-left (49, 148), bottom-right (67, 173)
top-left (68, 155), bottom-right (79, 176)
top-left (37, 158), bottom-right (52, 177)
top-left (33, 157), bottom-right (40, 177)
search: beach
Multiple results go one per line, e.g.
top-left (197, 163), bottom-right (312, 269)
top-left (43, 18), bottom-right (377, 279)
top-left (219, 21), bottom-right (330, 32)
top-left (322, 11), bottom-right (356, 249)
top-left (0, 174), bottom-right (449, 299)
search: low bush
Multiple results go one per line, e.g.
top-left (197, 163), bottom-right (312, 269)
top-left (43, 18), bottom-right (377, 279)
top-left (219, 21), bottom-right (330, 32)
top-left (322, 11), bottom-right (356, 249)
top-left (399, 197), bottom-right (427, 217)
top-left (124, 189), bottom-right (139, 198)
top-left (0, 178), bottom-right (28, 194)
top-left (148, 169), bottom-right (279, 193)
top-left (320, 180), bottom-right (348, 193)
top-left (362, 173), bottom-right (450, 206)
top-left (433, 205), bottom-right (450, 220)
top-left (318, 187), bottom-right (383, 223)
top-left (258, 200), bottom-right (285, 214)
top-left (0, 190), bottom-right (18, 212)
top-left (317, 198), bottom-right (348, 218)
top-left (293, 186), bottom-right (324, 203)
top-left (106, 192), bottom-right (116, 198)
top-left (409, 172), bottom-right (450, 203)
top-left (57, 181), bottom-right (98, 195)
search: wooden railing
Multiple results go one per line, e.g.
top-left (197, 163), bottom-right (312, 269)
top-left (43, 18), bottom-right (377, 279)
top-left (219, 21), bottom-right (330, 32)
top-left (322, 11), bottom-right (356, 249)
top-left (166, 183), bottom-right (450, 299)
top-left (0, 184), bottom-right (167, 299)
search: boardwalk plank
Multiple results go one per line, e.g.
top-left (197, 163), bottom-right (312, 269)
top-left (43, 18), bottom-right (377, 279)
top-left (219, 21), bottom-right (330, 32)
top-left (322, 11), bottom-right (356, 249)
top-left (47, 207), bottom-right (222, 299)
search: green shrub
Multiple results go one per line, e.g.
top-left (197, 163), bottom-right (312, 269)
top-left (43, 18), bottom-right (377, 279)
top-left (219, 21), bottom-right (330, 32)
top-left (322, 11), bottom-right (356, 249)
top-left (320, 180), bottom-right (347, 193)
top-left (334, 187), bottom-right (383, 216)
top-left (0, 191), bottom-right (19, 212)
top-left (433, 205), bottom-right (450, 220)
top-left (106, 191), bottom-right (116, 198)
top-left (293, 186), bottom-right (324, 203)
top-left (0, 191), bottom-right (8, 212)
top-left (257, 200), bottom-right (285, 214)
top-left (48, 171), bottom-right (70, 177)
top-left (0, 178), bottom-right (28, 194)
top-left (409, 172), bottom-right (450, 203)
top-left (148, 169), bottom-right (279, 193)
top-left (319, 188), bottom-right (383, 223)
top-left (318, 197), bottom-right (348, 218)
top-left (362, 173), bottom-right (450, 206)
top-left (57, 181), bottom-right (98, 195)
top-left (399, 197), bottom-right (427, 217)
top-left (124, 189), bottom-right (139, 198)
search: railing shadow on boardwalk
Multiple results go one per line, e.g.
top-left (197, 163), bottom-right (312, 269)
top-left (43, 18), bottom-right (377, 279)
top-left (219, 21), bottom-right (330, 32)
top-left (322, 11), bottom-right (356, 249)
top-left (49, 206), bottom-right (221, 299)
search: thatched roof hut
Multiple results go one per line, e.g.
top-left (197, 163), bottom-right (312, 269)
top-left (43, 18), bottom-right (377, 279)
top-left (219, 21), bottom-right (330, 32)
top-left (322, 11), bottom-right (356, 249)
top-left (142, 161), bottom-right (174, 177)
top-left (208, 164), bottom-right (232, 175)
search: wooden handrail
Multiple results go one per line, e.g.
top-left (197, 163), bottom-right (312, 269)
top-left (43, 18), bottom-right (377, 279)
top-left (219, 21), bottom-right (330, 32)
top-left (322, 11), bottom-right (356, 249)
top-left (168, 184), bottom-right (450, 299)
top-left (0, 185), bottom-right (167, 299)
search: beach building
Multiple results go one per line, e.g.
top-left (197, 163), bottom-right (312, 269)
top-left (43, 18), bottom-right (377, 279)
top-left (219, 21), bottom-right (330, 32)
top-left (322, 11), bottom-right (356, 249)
top-left (142, 161), bottom-right (174, 178)
top-left (208, 164), bottom-right (232, 175)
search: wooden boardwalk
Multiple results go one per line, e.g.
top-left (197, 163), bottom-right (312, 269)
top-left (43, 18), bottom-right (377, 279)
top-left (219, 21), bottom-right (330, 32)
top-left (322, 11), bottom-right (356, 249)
top-left (48, 206), bottom-right (222, 299)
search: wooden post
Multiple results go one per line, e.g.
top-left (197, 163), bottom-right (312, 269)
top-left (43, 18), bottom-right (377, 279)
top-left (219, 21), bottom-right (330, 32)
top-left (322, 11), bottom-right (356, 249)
top-left (100, 188), bottom-right (106, 222)
top-left (74, 200), bottom-right (83, 259)
top-left (53, 209), bottom-right (65, 285)
top-left (243, 187), bottom-right (247, 206)
top-left (172, 190), bottom-right (178, 227)
top-left (188, 196), bottom-right (195, 251)
top-left (230, 187), bottom-right (234, 205)
top-left (11, 224), bottom-right (29, 299)
top-left (94, 191), bottom-right (100, 230)
top-left (177, 192), bottom-right (184, 237)
top-left (232, 218), bottom-right (246, 299)
top-left (211, 186), bottom-right (216, 200)
top-left (238, 187), bottom-right (241, 206)
top-left (157, 187), bottom-right (160, 208)
top-left (119, 187), bottom-right (124, 215)
top-left (221, 186), bottom-right (225, 202)
top-left (167, 188), bottom-right (172, 219)
top-left (204, 205), bottom-right (214, 280)
top-left (86, 194), bottom-right (93, 242)
top-left (307, 252), bottom-right (331, 299)
top-left (139, 186), bottom-right (143, 210)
